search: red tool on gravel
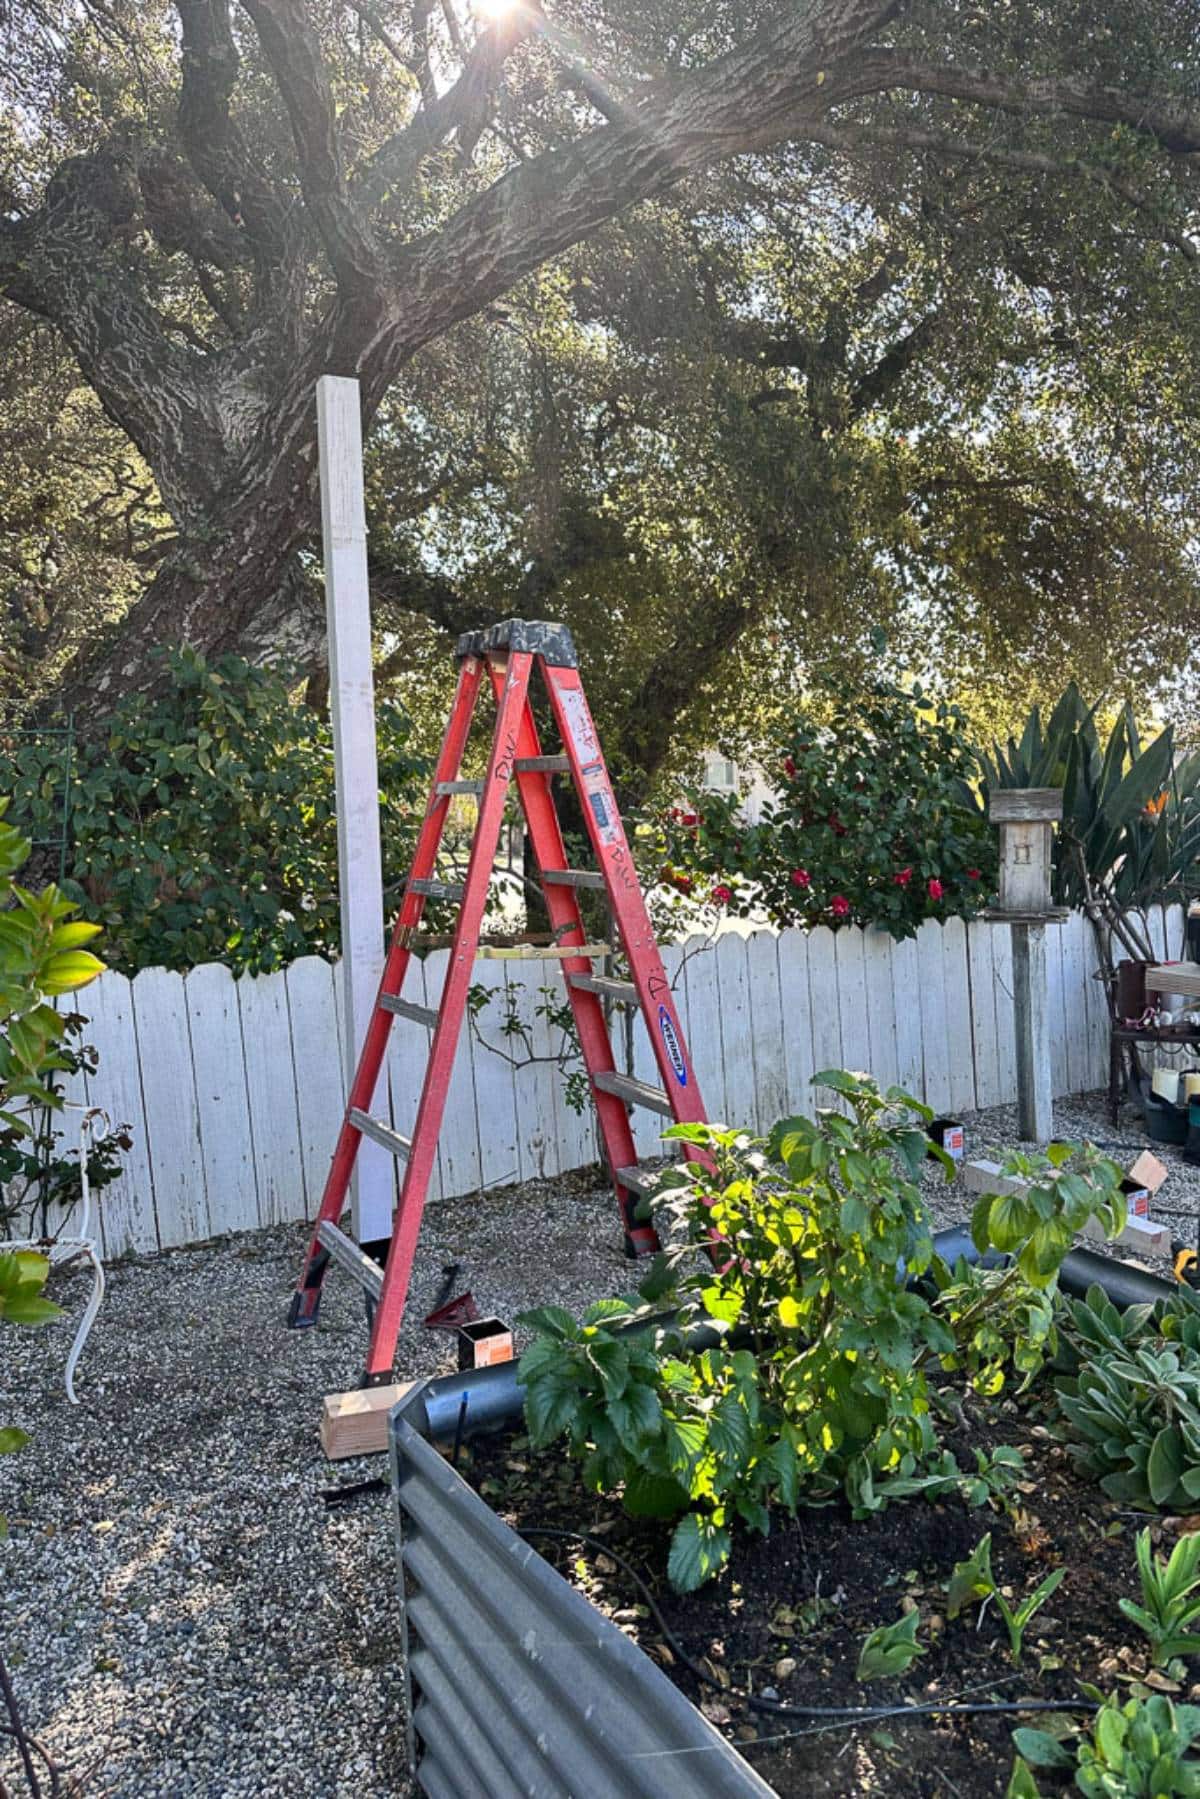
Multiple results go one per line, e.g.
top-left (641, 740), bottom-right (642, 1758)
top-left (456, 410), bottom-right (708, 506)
top-left (287, 618), bottom-right (710, 1385)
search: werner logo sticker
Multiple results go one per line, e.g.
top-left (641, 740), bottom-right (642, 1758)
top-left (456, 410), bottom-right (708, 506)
top-left (658, 1006), bottom-right (687, 1086)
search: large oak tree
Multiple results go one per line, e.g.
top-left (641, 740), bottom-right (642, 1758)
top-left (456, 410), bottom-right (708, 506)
top-left (2, 0), bottom-right (1198, 726)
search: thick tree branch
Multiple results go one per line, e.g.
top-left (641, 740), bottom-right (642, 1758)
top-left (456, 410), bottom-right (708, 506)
top-left (382, 0), bottom-right (904, 358)
top-left (239, 0), bottom-right (385, 290)
top-left (806, 122), bottom-right (1200, 262)
top-left (177, 0), bottom-right (289, 255)
top-left (356, 9), bottom-right (540, 209)
top-left (875, 55), bottom-right (1200, 155)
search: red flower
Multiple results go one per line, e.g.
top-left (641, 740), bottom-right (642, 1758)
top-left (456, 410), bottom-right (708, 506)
top-left (828, 812), bottom-right (846, 836)
top-left (893, 867), bottom-right (912, 887)
top-left (791, 868), bottom-right (811, 888)
top-left (711, 884), bottom-right (733, 906)
top-left (967, 868), bottom-right (981, 881)
top-left (831, 894), bottom-right (850, 918)
top-left (928, 877), bottom-right (944, 901)
top-left (783, 756), bottom-right (796, 780)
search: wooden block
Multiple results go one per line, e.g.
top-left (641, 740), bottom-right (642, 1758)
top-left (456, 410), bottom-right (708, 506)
top-left (1146, 964), bottom-right (1200, 999)
top-left (989, 789), bottom-right (1063, 823)
top-left (961, 1161), bottom-right (1171, 1256)
top-left (1081, 1212), bottom-right (1171, 1256)
top-left (320, 1381), bottom-right (415, 1459)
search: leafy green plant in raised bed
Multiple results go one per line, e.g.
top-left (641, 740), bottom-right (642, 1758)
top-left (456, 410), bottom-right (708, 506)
top-left (855, 1610), bottom-right (926, 1681)
top-left (1053, 1284), bottom-right (1200, 1511)
top-left (1011, 1692), bottom-right (1200, 1797)
top-left (518, 1070), bottom-right (1125, 1590)
top-left (945, 1531), bottom-right (1066, 1665)
top-left (1120, 1529), bottom-right (1200, 1668)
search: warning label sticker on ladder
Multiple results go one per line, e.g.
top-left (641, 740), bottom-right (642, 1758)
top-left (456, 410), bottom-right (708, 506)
top-left (561, 687), bottom-right (620, 847)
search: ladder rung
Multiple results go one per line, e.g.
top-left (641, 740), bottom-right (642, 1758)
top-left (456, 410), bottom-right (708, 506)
top-left (479, 941), bottom-right (611, 960)
top-left (317, 1220), bottom-right (383, 1301)
top-left (569, 973), bottom-right (637, 1002)
top-left (593, 1070), bottom-right (674, 1117)
top-left (349, 1108), bottom-right (412, 1158)
top-left (543, 868), bottom-right (606, 891)
top-left (409, 878), bottom-right (464, 900)
top-left (514, 755), bottom-right (569, 774)
top-left (616, 1164), bottom-right (664, 1198)
top-left (435, 780), bottom-right (485, 796)
top-left (379, 995), bottom-right (438, 1028)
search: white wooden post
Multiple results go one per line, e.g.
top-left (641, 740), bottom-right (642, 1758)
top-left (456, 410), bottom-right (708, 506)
top-left (988, 789), bottom-right (1064, 1144)
top-left (317, 376), bottom-right (393, 1243)
top-left (1012, 923), bottom-right (1053, 1142)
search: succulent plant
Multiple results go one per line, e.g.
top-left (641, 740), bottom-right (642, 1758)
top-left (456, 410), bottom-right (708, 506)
top-left (1053, 1287), bottom-right (1200, 1510)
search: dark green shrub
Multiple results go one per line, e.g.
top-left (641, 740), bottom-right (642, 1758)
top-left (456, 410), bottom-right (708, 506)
top-left (2, 650), bottom-right (429, 975)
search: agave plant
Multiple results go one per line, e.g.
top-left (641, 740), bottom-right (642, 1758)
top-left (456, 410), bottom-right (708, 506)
top-left (1053, 1285), bottom-right (1200, 1510)
top-left (983, 683), bottom-right (1200, 965)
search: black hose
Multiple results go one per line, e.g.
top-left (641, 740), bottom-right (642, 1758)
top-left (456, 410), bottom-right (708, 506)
top-left (518, 1526), bottom-right (1092, 1737)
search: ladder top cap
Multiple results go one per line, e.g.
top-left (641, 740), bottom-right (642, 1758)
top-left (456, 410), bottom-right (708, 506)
top-left (456, 618), bottom-right (578, 666)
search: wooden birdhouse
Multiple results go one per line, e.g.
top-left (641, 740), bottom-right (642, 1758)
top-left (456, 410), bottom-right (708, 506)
top-left (988, 789), bottom-right (1064, 918)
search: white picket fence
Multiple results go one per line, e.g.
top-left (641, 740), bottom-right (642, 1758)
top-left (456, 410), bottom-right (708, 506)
top-left (37, 906), bottom-right (1181, 1258)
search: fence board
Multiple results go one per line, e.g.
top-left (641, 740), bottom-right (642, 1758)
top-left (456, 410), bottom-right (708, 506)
top-left (1061, 914), bottom-right (1090, 1098)
top-left (238, 967), bottom-right (306, 1228)
top-left (1046, 922), bottom-right (1068, 1098)
top-left (806, 926), bottom-right (842, 1096)
top-left (285, 956), bottom-right (344, 1217)
top-left (777, 929), bottom-right (815, 1115)
top-left (464, 957), bottom-right (522, 1192)
top-left (131, 967), bottom-right (209, 1248)
top-left (862, 930), bottom-right (899, 1094)
top-left (916, 921), bottom-right (951, 1114)
top-left (424, 948), bottom-right (482, 1199)
top-left (76, 971), bottom-right (157, 1256)
top-left (746, 931), bottom-right (788, 1131)
top-left (966, 924), bottom-right (1001, 1110)
top-left (942, 917), bottom-right (977, 1115)
top-left (890, 933), bottom-right (922, 1098)
top-left (682, 940), bottom-right (727, 1124)
top-left (834, 929), bottom-right (870, 1082)
top-left (716, 933), bottom-right (757, 1131)
top-left (184, 961), bottom-right (258, 1239)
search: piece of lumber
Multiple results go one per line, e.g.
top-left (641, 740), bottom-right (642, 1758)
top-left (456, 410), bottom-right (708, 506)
top-left (988, 789), bottom-right (1064, 823)
top-left (1146, 964), bottom-right (1200, 999)
top-left (320, 1381), bottom-right (416, 1459)
top-left (961, 1159), bottom-right (1172, 1256)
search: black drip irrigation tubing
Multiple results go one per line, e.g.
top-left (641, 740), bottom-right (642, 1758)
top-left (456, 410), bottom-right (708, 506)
top-left (518, 1526), bottom-right (1093, 1747)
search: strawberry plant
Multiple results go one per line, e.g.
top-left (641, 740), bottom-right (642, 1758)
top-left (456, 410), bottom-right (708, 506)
top-left (518, 1071), bottom-right (1124, 1589)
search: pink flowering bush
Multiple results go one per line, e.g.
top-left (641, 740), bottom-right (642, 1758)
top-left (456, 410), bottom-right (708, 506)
top-left (658, 670), bottom-right (995, 938)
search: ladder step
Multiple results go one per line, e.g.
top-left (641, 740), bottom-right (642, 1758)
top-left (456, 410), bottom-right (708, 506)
top-left (379, 995), bottom-right (439, 1028)
top-left (480, 942), bottom-right (611, 960)
top-left (349, 1107), bottom-right (412, 1158)
top-left (616, 1164), bottom-right (664, 1198)
top-left (436, 780), bottom-right (485, 796)
top-left (514, 755), bottom-right (569, 773)
top-left (409, 878), bottom-right (464, 900)
top-left (569, 973), bottom-right (637, 1002)
top-left (317, 1220), bottom-right (383, 1302)
top-left (593, 1070), bottom-right (674, 1117)
top-left (543, 868), bottom-right (606, 891)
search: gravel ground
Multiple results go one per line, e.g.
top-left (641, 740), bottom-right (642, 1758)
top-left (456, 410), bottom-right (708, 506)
top-left (0, 1168), bottom-right (633, 1799)
top-left (1, 1087), bottom-right (1191, 1798)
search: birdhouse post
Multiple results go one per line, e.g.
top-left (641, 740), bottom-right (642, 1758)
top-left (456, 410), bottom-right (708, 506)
top-left (987, 789), bottom-right (1066, 1143)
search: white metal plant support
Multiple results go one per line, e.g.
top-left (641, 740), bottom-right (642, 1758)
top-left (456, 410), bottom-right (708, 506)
top-left (8, 1104), bottom-right (109, 1404)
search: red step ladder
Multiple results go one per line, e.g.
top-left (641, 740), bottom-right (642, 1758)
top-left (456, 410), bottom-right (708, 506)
top-left (288, 619), bottom-right (710, 1384)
